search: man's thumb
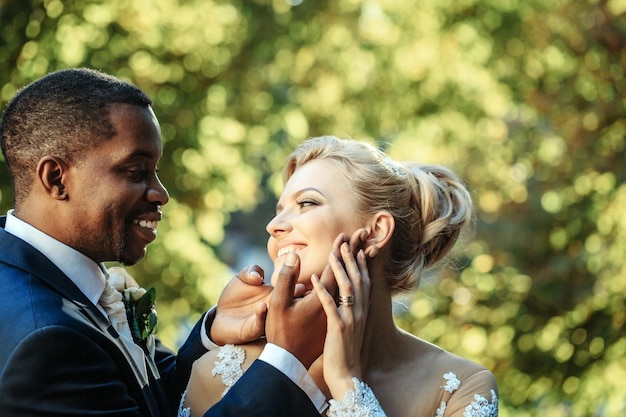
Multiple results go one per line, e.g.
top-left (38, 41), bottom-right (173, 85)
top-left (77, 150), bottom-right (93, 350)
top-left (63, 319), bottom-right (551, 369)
top-left (273, 252), bottom-right (300, 304)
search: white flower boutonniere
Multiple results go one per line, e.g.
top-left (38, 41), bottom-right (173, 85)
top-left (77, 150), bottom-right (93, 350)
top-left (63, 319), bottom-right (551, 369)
top-left (108, 267), bottom-right (158, 344)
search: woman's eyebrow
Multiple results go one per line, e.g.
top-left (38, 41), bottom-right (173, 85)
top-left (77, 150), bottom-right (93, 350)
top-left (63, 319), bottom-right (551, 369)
top-left (293, 187), bottom-right (325, 198)
top-left (275, 187), bottom-right (327, 212)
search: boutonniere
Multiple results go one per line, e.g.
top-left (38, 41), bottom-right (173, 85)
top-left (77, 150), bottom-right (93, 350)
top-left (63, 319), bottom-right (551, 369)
top-left (108, 267), bottom-right (158, 344)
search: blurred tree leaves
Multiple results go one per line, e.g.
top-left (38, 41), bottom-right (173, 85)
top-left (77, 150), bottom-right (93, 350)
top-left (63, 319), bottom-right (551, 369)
top-left (1, 0), bottom-right (625, 415)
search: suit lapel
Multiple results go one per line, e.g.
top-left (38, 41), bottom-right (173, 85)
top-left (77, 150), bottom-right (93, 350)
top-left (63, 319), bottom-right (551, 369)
top-left (0, 220), bottom-right (97, 313)
top-left (0, 220), bottom-right (165, 416)
top-left (77, 302), bottom-right (162, 414)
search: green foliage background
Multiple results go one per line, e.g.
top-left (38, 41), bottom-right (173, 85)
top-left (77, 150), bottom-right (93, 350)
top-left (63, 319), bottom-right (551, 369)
top-left (1, 0), bottom-right (625, 415)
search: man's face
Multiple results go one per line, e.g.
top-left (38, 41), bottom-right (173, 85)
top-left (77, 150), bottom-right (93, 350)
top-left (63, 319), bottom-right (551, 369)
top-left (64, 103), bottom-right (169, 264)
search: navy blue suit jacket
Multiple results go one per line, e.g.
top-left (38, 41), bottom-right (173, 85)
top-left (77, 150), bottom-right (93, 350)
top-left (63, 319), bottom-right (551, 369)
top-left (0, 217), bottom-right (319, 416)
top-left (204, 360), bottom-right (319, 417)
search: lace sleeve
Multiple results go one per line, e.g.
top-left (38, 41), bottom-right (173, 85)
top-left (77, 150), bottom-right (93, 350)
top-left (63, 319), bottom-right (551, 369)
top-left (435, 370), bottom-right (499, 417)
top-left (327, 377), bottom-right (386, 417)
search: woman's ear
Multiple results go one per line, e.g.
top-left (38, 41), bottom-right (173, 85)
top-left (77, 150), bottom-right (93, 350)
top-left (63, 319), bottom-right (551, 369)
top-left (364, 211), bottom-right (395, 258)
top-left (36, 156), bottom-right (68, 200)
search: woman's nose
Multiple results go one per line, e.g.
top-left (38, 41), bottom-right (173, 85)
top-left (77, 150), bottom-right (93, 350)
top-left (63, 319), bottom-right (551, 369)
top-left (266, 210), bottom-right (292, 237)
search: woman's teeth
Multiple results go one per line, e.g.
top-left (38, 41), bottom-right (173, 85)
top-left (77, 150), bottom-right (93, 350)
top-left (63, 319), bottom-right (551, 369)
top-left (277, 246), bottom-right (299, 257)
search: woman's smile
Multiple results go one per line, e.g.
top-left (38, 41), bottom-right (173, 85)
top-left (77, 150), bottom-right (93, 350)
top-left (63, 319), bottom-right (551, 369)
top-left (276, 244), bottom-right (306, 259)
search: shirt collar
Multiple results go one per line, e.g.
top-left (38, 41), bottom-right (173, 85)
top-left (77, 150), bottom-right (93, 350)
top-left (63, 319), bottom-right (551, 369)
top-left (5, 210), bottom-right (108, 308)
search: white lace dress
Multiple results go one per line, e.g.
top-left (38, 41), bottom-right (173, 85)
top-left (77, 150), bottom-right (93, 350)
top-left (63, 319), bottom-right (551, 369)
top-left (178, 344), bottom-right (498, 417)
top-left (327, 377), bottom-right (386, 416)
top-left (435, 372), bottom-right (498, 417)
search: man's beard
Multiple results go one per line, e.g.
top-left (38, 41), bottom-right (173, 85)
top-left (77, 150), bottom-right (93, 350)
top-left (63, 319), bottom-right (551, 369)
top-left (115, 231), bottom-right (136, 266)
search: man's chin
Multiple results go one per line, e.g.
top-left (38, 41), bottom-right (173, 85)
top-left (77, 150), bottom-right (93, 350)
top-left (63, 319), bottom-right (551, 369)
top-left (117, 247), bottom-right (146, 266)
top-left (118, 258), bottom-right (140, 267)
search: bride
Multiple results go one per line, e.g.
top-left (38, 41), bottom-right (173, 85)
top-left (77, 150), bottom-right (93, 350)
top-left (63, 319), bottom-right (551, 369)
top-left (182, 136), bottom-right (498, 416)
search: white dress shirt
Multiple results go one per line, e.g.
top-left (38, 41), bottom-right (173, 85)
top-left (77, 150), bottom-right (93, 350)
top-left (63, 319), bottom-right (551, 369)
top-left (260, 343), bottom-right (328, 412)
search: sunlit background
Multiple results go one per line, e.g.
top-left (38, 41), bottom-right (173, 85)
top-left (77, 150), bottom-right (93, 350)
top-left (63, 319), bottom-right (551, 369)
top-left (1, 0), bottom-right (625, 415)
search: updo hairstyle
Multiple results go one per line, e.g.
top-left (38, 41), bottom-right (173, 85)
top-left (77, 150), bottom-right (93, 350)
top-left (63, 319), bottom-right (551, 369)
top-left (283, 135), bottom-right (473, 294)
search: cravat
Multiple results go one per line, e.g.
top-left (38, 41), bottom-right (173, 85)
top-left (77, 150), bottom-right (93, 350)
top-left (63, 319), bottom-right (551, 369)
top-left (98, 276), bottom-right (133, 341)
top-left (98, 270), bottom-right (151, 383)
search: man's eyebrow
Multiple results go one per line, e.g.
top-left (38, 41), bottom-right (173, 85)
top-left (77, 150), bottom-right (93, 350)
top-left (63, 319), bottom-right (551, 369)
top-left (118, 149), bottom-right (159, 162)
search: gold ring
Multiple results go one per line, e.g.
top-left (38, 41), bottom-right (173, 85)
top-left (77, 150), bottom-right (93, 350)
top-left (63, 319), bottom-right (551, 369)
top-left (338, 295), bottom-right (355, 306)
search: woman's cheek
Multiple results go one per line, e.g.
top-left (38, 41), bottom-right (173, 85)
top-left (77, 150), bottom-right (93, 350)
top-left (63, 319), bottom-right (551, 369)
top-left (269, 265), bottom-right (279, 287)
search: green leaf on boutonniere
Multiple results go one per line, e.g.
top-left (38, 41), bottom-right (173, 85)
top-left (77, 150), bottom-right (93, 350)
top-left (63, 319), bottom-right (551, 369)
top-left (137, 287), bottom-right (155, 312)
top-left (124, 286), bottom-right (158, 343)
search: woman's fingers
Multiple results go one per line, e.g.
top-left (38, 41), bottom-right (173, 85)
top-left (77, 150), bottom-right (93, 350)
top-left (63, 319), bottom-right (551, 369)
top-left (330, 244), bottom-right (354, 302)
top-left (348, 228), bottom-right (368, 254)
top-left (317, 232), bottom-right (372, 400)
top-left (311, 274), bottom-right (340, 323)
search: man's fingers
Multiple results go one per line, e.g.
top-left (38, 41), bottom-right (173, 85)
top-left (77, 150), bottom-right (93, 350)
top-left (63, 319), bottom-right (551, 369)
top-left (255, 301), bottom-right (268, 321)
top-left (245, 301), bottom-right (268, 339)
top-left (237, 265), bottom-right (264, 285)
top-left (266, 252), bottom-right (326, 368)
top-left (293, 283), bottom-right (306, 298)
top-left (271, 252), bottom-right (300, 307)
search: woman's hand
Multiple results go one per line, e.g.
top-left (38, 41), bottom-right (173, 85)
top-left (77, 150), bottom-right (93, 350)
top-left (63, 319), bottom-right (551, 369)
top-left (311, 229), bottom-right (371, 400)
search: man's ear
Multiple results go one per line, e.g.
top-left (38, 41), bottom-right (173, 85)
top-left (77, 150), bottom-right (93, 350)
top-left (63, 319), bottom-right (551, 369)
top-left (363, 211), bottom-right (395, 258)
top-left (36, 156), bottom-right (68, 200)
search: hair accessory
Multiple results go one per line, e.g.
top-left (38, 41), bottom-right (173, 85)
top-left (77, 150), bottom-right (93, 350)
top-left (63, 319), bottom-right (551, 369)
top-left (339, 295), bottom-right (355, 306)
top-left (382, 156), bottom-right (407, 179)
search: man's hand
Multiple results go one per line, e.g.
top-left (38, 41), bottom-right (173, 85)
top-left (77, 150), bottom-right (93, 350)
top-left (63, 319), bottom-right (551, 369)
top-left (265, 251), bottom-right (339, 369)
top-left (211, 265), bottom-right (272, 346)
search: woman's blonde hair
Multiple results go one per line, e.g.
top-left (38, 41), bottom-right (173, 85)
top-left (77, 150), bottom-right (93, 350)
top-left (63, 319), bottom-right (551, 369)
top-left (283, 135), bottom-right (473, 294)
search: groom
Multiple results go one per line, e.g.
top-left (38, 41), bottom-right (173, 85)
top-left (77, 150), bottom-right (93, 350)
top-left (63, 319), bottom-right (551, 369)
top-left (0, 68), bottom-right (329, 416)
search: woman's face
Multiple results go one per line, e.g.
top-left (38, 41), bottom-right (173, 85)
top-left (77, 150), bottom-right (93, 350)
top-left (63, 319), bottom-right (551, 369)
top-left (266, 159), bottom-right (363, 289)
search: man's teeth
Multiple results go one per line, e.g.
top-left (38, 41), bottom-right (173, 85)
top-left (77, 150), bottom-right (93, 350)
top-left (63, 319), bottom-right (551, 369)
top-left (277, 246), bottom-right (299, 257)
top-left (134, 219), bottom-right (158, 229)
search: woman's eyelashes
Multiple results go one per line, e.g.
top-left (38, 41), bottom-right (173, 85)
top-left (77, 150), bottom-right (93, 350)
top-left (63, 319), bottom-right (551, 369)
top-left (296, 198), bottom-right (319, 209)
top-left (274, 192), bottom-right (323, 215)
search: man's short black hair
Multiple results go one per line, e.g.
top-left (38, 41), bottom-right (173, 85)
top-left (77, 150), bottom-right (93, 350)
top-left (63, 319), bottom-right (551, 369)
top-left (0, 68), bottom-right (153, 205)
